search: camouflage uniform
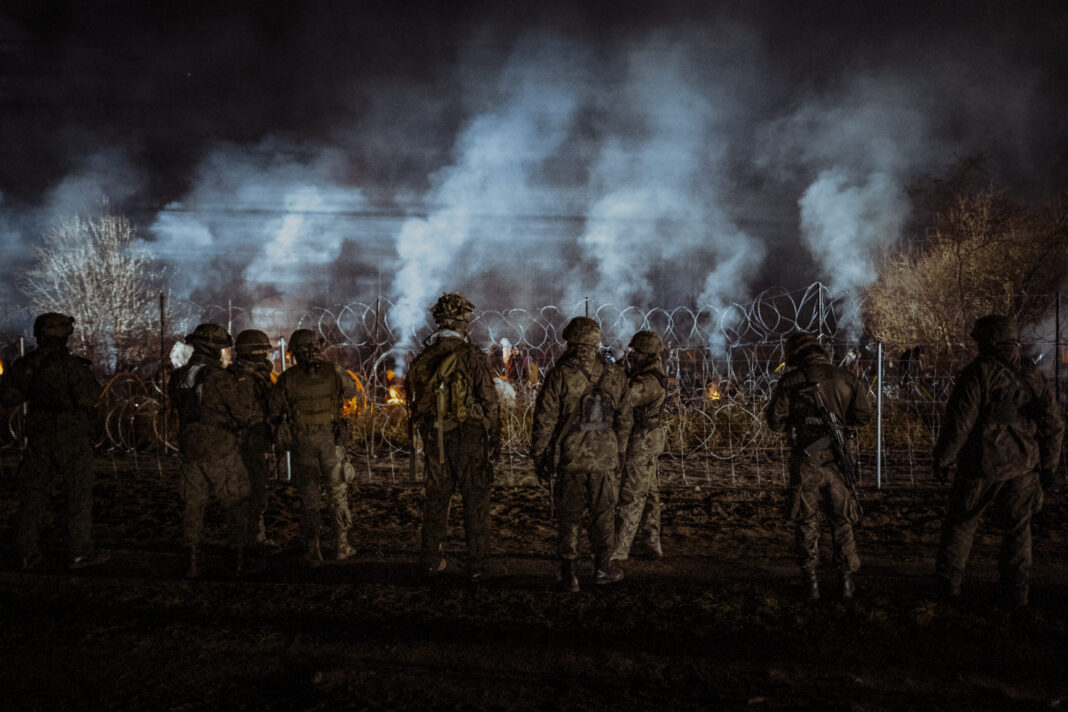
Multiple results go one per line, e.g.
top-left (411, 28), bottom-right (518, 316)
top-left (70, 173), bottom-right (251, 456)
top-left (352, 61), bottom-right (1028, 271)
top-left (532, 317), bottom-right (632, 589)
top-left (933, 316), bottom-right (1063, 604)
top-left (269, 329), bottom-right (357, 565)
top-left (169, 324), bottom-right (259, 576)
top-left (611, 331), bottom-right (668, 563)
top-left (407, 293), bottom-right (501, 578)
top-left (228, 330), bottom-right (276, 545)
top-left (0, 313), bottom-right (103, 569)
top-left (766, 333), bottom-right (872, 597)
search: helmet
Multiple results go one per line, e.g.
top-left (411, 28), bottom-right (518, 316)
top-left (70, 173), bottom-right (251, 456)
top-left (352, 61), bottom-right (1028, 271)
top-left (430, 292), bottom-right (475, 325)
top-left (234, 329), bottom-right (272, 356)
top-left (562, 316), bottom-right (601, 346)
top-left (186, 323), bottom-right (232, 348)
top-left (970, 314), bottom-right (1018, 346)
top-left (628, 330), bottom-right (664, 355)
top-left (784, 332), bottom-right (823, 364)
top-left (289, 329), bottom-right (322, 362)
top-left (33, 312), bottom-right (75, 341)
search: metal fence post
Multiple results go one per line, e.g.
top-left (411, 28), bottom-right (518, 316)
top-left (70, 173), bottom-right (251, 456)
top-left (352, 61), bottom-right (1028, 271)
top-left (876, 341), bottom-right (883, 489)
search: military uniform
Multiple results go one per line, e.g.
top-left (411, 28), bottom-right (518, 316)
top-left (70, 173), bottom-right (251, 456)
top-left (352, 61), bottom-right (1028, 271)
top-left (0, 313), bottom-right (104, 569)
top-left (228, 330), bottom-right (276, 545)
top-left (611, 331), bottom-right (668, 564)
top-left (269, 329), bottom-right (357, 565)
top-left (766, 333), bottom-right (872, 598)
top-left (407, 293), bottom-right (501, 578)
top-left (532, 317), bottom-right (632, 590)
top-left (169, 324), bottom-right (259, 577)
top-left (933, 315), bottom-right (1063, 604)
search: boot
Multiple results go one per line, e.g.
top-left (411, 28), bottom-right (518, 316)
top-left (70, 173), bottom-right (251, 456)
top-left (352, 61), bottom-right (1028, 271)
top-left (335, 537), bottom-right (356, 562)
top-left (841, 571), bottom-right (856, 600)
top-left (941, 575), bottom-right (962, 600)
top-left (635, 540), bottom-right (663, 560)
top-left (803, 570), bottom-right (819, 600)
top-left (1015, 584), bottom-right (1030, 608)
top-left (557, 559), bottom-right (580, 592)
top-left (304, 539), bottom-right (323, 568)
top-left (19, 551), bottom-right (42, 571)
top-left (186, 545), bottom-right (201, 579)
top-left (70, 550), bottom-right (111, 571)
top-left (594, 556), bottom-right (624, 585)
top-left (235, 547), bottom-right (265, 577)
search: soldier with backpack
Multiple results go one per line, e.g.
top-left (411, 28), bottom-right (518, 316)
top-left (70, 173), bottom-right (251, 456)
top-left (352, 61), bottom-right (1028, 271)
top-left (406, 293), bottom-right (501, 581)
top-left (0, 313), bottom-right (105, 571)
top-left (933, 315), bottom-right (1063, 606)
top-left (765, 332), bottom-right (872, 600)
top-left (169, 323), bottom-right (260, 578)
top-left (532, 316), bottom-right (632, 591)
top-left (268, 329), bottom-right (357, 567)
top-left (609, 330), bottom-right (669, 574)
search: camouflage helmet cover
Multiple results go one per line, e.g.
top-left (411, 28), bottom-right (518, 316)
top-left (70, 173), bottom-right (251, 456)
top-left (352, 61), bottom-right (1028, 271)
top-left (33, 312), bottom-right (75, 340)
top-left (430, 292), bottom-right (475, 324)
top-left (628, 330), bottom-right (664, 355)
top-left (289, 329), bottom-right (322, 361)
top-left (970, 314), bottom-right (1018, 346)
top-left (562, 316), bottom-right (601, 346)
top-left (234, 329), bottom-right (272, 355)
top-left (784, 332), bottom-right (823, 362)
top-left (186, 323), bottom-right (232, 348)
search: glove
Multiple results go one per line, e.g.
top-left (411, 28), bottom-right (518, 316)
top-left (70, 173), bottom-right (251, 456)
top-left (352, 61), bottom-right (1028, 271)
top-left (932, 462), bottom-right (950, 485)
top-left (1039, 469), bottom-right (1059, 492)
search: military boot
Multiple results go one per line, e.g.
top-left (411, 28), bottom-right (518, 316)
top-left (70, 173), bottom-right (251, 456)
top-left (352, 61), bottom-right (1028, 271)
top-left (941, 575), bottom-right (962, 600)
top-left (304, 539), bottom-right (323, 568)
top-left (186, 545), bottom-right (201, 579)
top-left (841, 571), bottom-right (856, 600)
top-left (557, 559), bottom-right (580, 592)
top-left (803, 570), bottom-right (819, 600)
top-left (594, 556), bottom-right (624, 585)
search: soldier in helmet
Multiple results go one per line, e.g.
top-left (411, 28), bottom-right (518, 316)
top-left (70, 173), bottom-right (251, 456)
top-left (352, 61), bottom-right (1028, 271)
top-left (169, 323), bottom-right (260, 577)
top-left (228, 329), bottom-right (276, 548)
top-left (406, 293), bottom-right (501, 581)
top-left (609, 330), bottom-right (669, 575)
top-left (765, 332), bottom-right (872, 600)
top-left (532, 316), bottom-right (632, 591)
top-left (933, 315), bottom-right (1063, 606)
top-left (0, 313), bottom-right (105, 570)
top-left (268, 329), bottom-right (357, 567)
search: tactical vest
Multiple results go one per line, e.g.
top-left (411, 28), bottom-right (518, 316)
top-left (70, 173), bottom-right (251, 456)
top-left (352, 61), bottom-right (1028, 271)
top-left (284, 362), bottom-right (340, 428)
top-left (170, 364), bottom-right (209, 426)
top-left (573, 356), bottom-right (616, 433)
top-left (785, 370), bottom-right (829, 449)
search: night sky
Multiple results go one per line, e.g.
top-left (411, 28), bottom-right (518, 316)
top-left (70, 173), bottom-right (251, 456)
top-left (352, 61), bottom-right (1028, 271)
top-left (1, 0), bottom-right (1066, 333)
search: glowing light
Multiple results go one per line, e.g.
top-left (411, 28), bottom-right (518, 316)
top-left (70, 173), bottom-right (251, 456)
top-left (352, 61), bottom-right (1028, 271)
top-left (387, 386), bottom-right (404, 405)
top-left (0, 360), bottom-right (4, 376)
top-left (708, 386), bottom-right (721, 401)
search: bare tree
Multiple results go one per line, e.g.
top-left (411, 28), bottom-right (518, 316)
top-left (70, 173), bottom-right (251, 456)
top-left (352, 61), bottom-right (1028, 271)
top-left (21, 206), bottom-right (164, 372)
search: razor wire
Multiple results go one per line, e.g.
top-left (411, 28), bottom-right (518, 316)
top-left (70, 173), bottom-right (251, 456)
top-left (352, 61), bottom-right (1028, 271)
top-left (2, 282), bottom-right (1063, 486)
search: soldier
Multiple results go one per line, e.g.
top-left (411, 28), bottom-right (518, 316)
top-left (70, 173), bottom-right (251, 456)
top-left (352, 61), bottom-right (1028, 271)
top-left (0, 313), bottom-right (106, 570)
top-left (765, 332), bottom-right (872, 600)
top-left (406, 293), bottom-right (501, 581)
top-left (168, 323), bottom-right (259, 578)
top-left (933, 315), bottom-right (1063, 606)
top-left (532, 316), bottom-right (632, 591)
top-left (609, 330), bottom-right (669, 574)
top-left (228, 329), bottom-right (276, 548)
top-left (269, 329), bottom-right (357, 567)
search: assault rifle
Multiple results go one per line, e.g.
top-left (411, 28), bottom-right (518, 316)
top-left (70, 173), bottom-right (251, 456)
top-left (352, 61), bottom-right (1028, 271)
top-left (798, 382), bottom-right (864, 522)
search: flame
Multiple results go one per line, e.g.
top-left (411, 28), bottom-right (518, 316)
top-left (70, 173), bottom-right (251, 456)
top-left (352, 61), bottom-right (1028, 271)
top-left (0, 360), bottom-right (4, 376)
top-left (342, 370), bottom-right (368, 415)
top-left (708, 386), bottom-right (721, 401)
top-left (387, 385), bottom-right (404, 405)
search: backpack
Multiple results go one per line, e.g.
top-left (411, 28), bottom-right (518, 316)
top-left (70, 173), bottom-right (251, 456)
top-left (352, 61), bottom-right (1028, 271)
top-left (574, 356), bottom-right (616, 433)
top-left (413, 349), bottom-right (470, 426)
top-left (170, 364), bottom-right (208, 426)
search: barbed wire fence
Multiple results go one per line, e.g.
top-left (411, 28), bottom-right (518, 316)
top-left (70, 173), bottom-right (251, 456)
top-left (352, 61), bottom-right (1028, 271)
top-left (2, 282), bottom-right (1065, 487)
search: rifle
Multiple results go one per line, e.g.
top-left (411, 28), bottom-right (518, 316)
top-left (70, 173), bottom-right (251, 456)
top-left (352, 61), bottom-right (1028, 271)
top-left (798, 382), bottom-right (864, 522)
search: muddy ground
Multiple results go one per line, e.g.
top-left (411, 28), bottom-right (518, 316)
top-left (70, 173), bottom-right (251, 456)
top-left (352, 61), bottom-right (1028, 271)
top-left (0, 453), bottom-right (1065, 711)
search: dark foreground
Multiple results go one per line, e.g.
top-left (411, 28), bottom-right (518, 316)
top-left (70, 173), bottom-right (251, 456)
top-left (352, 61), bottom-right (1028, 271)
top-left (0, 454), bottom-right (1066, 711)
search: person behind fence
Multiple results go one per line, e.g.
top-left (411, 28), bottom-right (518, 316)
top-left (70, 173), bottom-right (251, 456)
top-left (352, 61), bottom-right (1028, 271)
top-left (406, 292), bottom-right (501, 581)
top-left (169, 323), bottom-right (260, 578)
top-left (532, 316), bottom-right (632, 591)
top-left (765, 332), bottom-right (872, 600)
top-left (0, 313), bottom-right (106, 571)
top-left (609, 330), bottom-right (669, 574)
top-left (268, 328), bottom-right (357, 567)
top-left (228, 329), bottom-right (277, 549)
top-left (932, 315), bottom-right (1063, 607)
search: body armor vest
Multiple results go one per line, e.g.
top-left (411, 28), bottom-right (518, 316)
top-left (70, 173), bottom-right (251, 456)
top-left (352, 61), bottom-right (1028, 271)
top-left (285, 363), bottom-right (339, 427)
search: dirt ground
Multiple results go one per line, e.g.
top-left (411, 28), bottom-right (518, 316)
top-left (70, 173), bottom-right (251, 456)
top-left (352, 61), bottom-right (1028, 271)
top-left (0, 452), bottom-right (1066, 711)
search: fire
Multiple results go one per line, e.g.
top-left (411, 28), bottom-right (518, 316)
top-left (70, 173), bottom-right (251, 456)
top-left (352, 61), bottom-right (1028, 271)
top-left (0, 360), bottom-right (4, 376)
top-left (342, 370), bottom-right (369, 416)
top-left (708, 386), bottom-right (721, 401)
top-left (387, 386), bottom-right (404, 405)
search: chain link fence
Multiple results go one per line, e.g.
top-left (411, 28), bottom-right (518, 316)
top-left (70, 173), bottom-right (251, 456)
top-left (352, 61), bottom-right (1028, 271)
top-left (2, 283), bottom-right (1064, 486)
